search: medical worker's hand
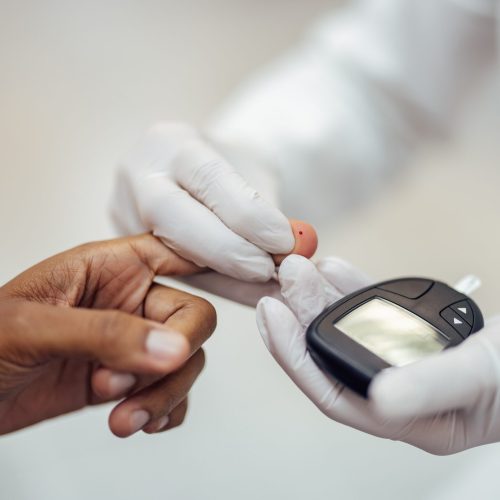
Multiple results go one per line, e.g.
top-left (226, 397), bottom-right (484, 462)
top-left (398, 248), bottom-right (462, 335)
top-left (0, 235), bottom-right (216, 437)
top-left (111, 122), bottom-right (295, 285)
top-left (257, 255), bottom-right (500, 455)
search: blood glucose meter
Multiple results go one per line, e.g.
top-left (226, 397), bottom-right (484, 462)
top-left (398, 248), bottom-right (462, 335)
top-left (306, 278), bottom-right (484, 397)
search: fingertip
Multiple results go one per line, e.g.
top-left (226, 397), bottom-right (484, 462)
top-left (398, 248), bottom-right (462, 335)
top-left (109, 405), bottom-right (151, 438)
top-left (256, 296), bottom-right (289, 348)
top-left (273, 219), bottom-right (318, 265)
top-left (277, 254), bottom-right (318, 290)
top-left (257, 295), bottom-right (276, 309)
top-left (144, 329), bottom-right (191, 372)
top-left (279, 253), bottom-right (313, 272)
top-left (256, 297), bottom-right (273, 331)
top-left (256, 296), bottom-right (285, 320)
top-left (143, 415), bottom-right (170, 435)
top-left (290, 219), bottom-right (318, 259)
top-left (92, 369), bottom-right (137, 401)
top-left (91, 369), bottom-right (111, 400)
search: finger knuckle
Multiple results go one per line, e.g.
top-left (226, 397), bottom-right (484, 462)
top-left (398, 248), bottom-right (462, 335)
top-left (179, 294), bottom-right (217, 334)
top-left (194, 297), bottom-right (217, 333)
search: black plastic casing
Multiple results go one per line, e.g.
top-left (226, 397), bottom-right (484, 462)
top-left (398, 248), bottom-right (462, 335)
top-left (306, 278), bottom-right (484, 398)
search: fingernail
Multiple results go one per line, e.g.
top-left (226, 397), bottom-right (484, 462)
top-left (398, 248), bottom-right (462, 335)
top-left (108, 373), bottom-right (136, 397)
top-left (146, 329), bottom-right (186, 362)
top-left (129, 410), bottom-right (150, 434)
top-left (155, 415), bottom-right (170, 432)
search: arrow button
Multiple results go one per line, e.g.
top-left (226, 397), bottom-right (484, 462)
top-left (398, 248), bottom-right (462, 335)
top-left (441, 307), bottom-right (472, 338)
top-left (451, 301), bottom-right (474, 326)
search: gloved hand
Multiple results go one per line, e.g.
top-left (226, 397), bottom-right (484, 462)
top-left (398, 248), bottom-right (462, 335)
top-left (111, 123), bottom-right (294, 285)
top-left (257, 255), bottom-right (500, 455)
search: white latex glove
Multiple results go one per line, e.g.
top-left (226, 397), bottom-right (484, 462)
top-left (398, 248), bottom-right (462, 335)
top-left (257, 255), bottom-right (500, 455)
top-left (111, 122), bottom-right (294, 284)
top-left (210, 1), bottom-right (497, 225)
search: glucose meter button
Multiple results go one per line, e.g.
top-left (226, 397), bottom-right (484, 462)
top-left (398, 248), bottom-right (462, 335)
top-left (441, 308), bottom-right (472, 338)
top-left (451, 301), bottom-right (474, 326)
top-left (378, 279), bottom-right (433, 299)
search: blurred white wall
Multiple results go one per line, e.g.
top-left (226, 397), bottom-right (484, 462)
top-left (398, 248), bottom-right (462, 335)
top-left (0, 1), bottom-right (499, 499)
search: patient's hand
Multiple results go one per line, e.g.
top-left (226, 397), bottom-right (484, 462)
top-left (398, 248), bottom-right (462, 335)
top-left (0, 234), bottom-right (216, 437)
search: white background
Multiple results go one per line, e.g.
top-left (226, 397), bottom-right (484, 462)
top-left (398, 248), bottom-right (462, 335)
top-left (0, 1), bottom-right (499, 499)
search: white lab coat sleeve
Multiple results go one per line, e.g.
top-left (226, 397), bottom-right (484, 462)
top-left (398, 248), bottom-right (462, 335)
top-left (207, 0), bottom-right (497, 224)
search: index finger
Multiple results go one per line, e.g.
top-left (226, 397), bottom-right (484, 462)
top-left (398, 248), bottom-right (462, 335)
top-left (144, 284), bottom-right (217, 355)
top-left (172, 139), bottom-right (295, 255)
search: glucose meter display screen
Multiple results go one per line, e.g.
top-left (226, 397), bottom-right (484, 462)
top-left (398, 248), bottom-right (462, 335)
top-left (335, 298), bottom-right (447, 367)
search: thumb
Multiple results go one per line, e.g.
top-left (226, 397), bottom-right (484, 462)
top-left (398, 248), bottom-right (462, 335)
top-left (256, 296), bottom-right (338, 407)
top-left (3, 301), bottom-right (190, 375)
top-left (369, 321), bottom-right (500, 419)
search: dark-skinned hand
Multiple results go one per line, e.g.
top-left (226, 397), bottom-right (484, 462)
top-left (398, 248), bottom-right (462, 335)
top-left (0, 234), bottom-right (216, 437)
